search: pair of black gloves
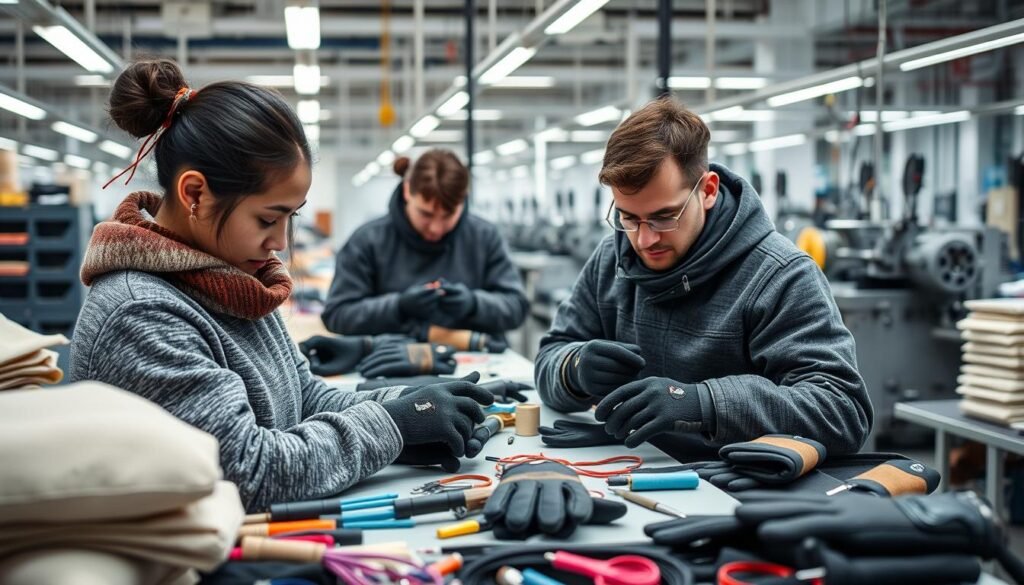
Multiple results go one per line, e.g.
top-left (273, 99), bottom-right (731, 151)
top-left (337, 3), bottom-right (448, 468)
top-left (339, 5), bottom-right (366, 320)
top-left (560, 339), bottom-right (705, 448)
top-left (299, 334), bottom-right (456, 378)
top-left (645, 490), bottom-right (1023, 585)
top-left (398, 278), bottom-right (478, 322)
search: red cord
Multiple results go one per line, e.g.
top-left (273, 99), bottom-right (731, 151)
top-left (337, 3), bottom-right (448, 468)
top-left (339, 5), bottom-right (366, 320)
top-left (495, 453), bottom-right (642, 479)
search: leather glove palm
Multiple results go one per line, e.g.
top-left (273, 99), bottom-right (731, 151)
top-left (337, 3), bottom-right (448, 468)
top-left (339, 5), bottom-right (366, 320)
top-left (398, 283), bottom-right (443, 319)
top-left (298, 335), bottom-right (370, 376)
top-left (357, 343), bottom-right (456, 378)
top-left (565, 340), bottom-right (645, 398)
top-left (595, 377), bottom-right (704, 448)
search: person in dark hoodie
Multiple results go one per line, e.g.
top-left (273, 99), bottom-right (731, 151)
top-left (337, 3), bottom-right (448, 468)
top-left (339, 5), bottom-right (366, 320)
top-left (535, 98), bottom-right (872, 457)
top-left (322, 149), bottom-right (528, 340)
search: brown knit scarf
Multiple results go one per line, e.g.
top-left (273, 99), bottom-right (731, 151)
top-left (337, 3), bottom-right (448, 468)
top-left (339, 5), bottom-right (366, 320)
top-left (81, 191), bottom-right (293, 320)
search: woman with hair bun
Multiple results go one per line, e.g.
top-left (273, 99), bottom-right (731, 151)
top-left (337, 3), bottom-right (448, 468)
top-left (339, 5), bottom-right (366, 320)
top-left (321, 149), bottom-right (528, 340)
top-left (70, 59), bottom-right (492, 511)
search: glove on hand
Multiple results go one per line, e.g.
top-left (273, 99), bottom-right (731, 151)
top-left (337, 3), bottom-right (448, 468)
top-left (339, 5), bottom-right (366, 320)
top-left (298, 335), bottom-right (370, 376)
top-left (595, 377), bottom-right (703, 448)
top-left (358, 343), bottom-right (456, 378)
top-left (539, 419), bottom-right (621, 448)
top-left (478, 379), bottom-right (531, 403)
top-left (564, 340), bottom-right (645, 398)
top-left (398, 283), bottom-right (443, 319)
top-left (483, 461), bottom-right (627, 540)
top-left (469, 331), bottom-right (508, 353)
top-left (382, 373), bottom-right (491, 459)
top-left (438, 280), bottom-right (478, 321)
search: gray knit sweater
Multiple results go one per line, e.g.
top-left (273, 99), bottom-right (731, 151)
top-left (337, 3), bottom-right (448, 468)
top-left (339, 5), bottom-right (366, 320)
top-left (70, 269), bottom-right (404, 512)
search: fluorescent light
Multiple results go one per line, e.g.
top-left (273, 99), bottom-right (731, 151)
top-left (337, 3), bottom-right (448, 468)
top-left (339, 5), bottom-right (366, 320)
top-left (52, 121), bottom-right (99, 143)
top-left (474, 150), bottom-right (495, 165)
top-left (285, 6), bottom-right (320, 50)
top-left (705, 106), bottom-right (775, 122)
top-left (494, 169), bottom-right (509, 181)
top-left (480, 47), bottom-right (537, 86)
top-left (580, 148), bottom-right (604, 165)
top-left (511, 165), bottom-right (529, 178)
top-left (0, 91), bottom-right (46, 120)
top-left (575, 105), bottom-right (622, 127)
top-left (496, 139), bottom-right (528, 156)
top-left (570, 130), bottom-right (607, 142)
top-left (64, 154), bottom-right (91, 169)
top-left (92, 160), bottom-right (109, 175)
top-left (668, 76), bottom-right (711, 89)
top-left (444, 109), bottom-right (503, 121)
top-left (856, 110), bottom-right (907, 122)
top-left (366, 161), bottom-right (380, 175)
top-left (392, 134), bottom-right (414, 153)
top-left (377, 151), bottom-right (396, 166)
top-left (748, 133), bottom-right (807, 152)
top-left (536, 128), bottom-right (568, 141)
top-left (853, 124), bottom-right (877, 136)
top-left (721, 143), bottom-right (748, 156)
top-left (437, 91), bottom-right (469, 117)
top-left (303, 124), bottom-right (320, 142)
top-left (410, 115), bottom-right (440, 138)
top-left (22, 144), bottom-right (59, 161)
top-left (545, 0), bottom-right (611, 35)
top-left (901, 32), bottom-right (1024, 71)
top-left (1015, 105), bottom-right (1024, 116)
top-left (297, 100), bottom-right (320, 124)
top-left (492, 76), bottom-right (556, 88)
top-left (293, 64), bottom-right (321, 95)
top-left (246, 75), bottom-right (326, 88)
top-left (715, 76), bottom-right (768, 90)
top-left (33, 25), bottom-right (114, 73)
top-left (99, 140), bottom-right (132, 159)
top-left (766, 76), bottom-right (865, 107)
top-left (882, 110), bottom-right (970, 132)
top-left (824, 130), bottom-right (842, 143)
top-left (420, 130), bottom-right (463, 142)
top-left (74, 75), bottom-right (110, 87)
top-left (0, 136), bottom-right (16, 150)
top-left (550, 155), bottom-right (577, 170)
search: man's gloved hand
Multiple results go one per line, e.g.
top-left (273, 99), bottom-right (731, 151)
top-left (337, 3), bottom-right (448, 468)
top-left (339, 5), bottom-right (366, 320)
top-left (594, 377), bottom-right (703, 448)
top-left (381, 373), bottom-right (491, 462)
top-left (478, 379), bottom-right (531, 403)
top-left (357, 343), bottom-right (457, 378)
top-left (483, 461), bottom-right (627, 540)
top-left (438, 281), bottom-right (478, 321)
top-left (298, 335), bottom-right (370, 376)
top-left (736, 490), bottom-right (1005, 558)
top-left (398, 283), bottom-right (443, 320)
top-left (394, 444), bottom-right (462, 473)
top-left (469, 331), bottom-right (508, 353)
top-left (539, 420), bottom-right (621, 448)
top-left (564, 340), bottom-right (645, 398)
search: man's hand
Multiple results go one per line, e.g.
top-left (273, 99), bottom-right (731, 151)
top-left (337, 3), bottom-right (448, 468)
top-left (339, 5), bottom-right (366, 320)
top-left (565, 340), bottom-right (646, 397)
top-left (398, 283), bottom-right (443, 319)
top-left (438, 281), bottom-right (478, 321)
top-left (594, 376), bottom-right (704, 448)
top-left (298, 335), bottom-right (369, 376)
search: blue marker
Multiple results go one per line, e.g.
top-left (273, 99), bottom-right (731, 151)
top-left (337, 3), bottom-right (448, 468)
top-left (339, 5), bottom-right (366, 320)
top-left (607, 470), bottom-right (699, 491)
top-left (267, 492), bottom-right (397, 522)
top-left (342, 519), bottom-right (416, 530)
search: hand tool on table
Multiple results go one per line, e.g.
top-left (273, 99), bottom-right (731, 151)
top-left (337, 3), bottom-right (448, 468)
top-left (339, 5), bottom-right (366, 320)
top-left (607, 470), bottom-right (699, 491)
top-left (544, 550), bottom-right (661, 585)
top-left (610, 488), bottom-right (686, 518)
top-left (244, 492), bottom-right (397, 523)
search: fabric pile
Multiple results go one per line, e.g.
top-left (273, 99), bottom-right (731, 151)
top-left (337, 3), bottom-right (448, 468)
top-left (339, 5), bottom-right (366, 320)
top-left (955, 298), bottom-right (1024, 428)
top-left (0, 313), bottom-right (68, 390)
top-left (0, 382), bottom-right (244, 584)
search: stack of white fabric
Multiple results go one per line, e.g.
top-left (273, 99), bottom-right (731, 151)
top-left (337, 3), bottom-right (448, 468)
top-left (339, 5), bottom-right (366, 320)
top-left (0, 313), bottom-right (68, 389)
top-left (956, 298), bottom-right (1024, 428)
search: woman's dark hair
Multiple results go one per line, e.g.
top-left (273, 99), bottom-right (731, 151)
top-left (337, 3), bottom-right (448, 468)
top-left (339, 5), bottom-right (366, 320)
top-left (108, 58), bottom-right (312, 242)
top-left (393, 149), bottom-right (469, 213)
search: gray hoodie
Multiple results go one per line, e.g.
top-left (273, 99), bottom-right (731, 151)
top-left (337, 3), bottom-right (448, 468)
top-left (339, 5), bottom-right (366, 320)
top-left (535, 163), bottom-right (872, 457)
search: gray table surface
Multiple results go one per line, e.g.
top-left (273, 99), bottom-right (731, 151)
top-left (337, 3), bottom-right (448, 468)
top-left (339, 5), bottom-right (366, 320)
top-left (894, 400), bottom-right (1024, 455)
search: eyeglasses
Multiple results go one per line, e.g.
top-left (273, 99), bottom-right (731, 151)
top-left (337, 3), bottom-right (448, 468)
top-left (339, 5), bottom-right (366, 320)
top-left (605, 173), bottom-right (706, 233)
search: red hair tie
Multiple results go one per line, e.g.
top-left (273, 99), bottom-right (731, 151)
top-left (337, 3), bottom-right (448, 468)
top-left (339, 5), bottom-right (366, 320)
top-left (104, 86), bottom-right (197, 189)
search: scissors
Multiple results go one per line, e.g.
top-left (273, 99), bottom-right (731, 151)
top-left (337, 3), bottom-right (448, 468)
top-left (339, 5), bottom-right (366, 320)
top-left (543, 551), bottom-right (660, 585)
top-left (717, 560), bottom-right (825, 585)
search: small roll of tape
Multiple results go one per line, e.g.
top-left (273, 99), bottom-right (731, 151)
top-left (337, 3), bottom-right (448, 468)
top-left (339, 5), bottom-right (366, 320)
top-left (515, 403), bottom-right (540, 436)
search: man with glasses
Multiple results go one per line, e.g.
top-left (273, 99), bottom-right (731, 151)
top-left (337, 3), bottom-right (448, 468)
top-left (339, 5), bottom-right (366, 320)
top-left (535, 98), bottom-right (872, 457)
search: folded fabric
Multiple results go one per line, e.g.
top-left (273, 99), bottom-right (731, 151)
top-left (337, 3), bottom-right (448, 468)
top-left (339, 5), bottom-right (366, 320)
top-left (957, 385), bottom-right (1024, 404)
top-left (0, 481), bottom-right (242, 572)
top-left (962, 342), bottom-right (1024, 358)
top-left (958, 374), bottom-right (1024, 393)
top-left (0, 313), bottom-right (68, 365)
top-left (0, 349), bottom-right (62, 389)
top-left (964, 298), bottom-right (1024, 316)
top-left (0, 547), bottom-right (195, 585)
top-left (961, 364), bottom-right (1024, 381)
top-left (0, 382), bottom-right (222, 523)
top-left (956, 317), bottom-right (1024, 335)
top-left (963, 352), bottom-right (1024, 370)
top-left (960, 397), bottom-right (1024, 426)
top-left (961, 330), bottom-right (1024, 346)
top-left (719, 434), bottom-right (827, 484)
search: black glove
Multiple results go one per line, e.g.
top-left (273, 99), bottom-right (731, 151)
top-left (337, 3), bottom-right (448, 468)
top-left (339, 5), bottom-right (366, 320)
top-left (478, 379), bottom-right (531, 403)
top-left (564, 340), bottom-right (645, 398)
top-left (719, 435), bottom-right (827, 485)
top-left (298, 335), bottom-right (370, 376)
top-left (398, 283), bottom-right (443, 319)
top-left (469, 331), bottom-right (508, 353)
top-left (736, 490), bottom-right (1005, 559)
top-left (381, 373), bottom-right (491, 460)
top-left (594, 377), bottom-right (704, 448)
top-left (795, 539), bottom-right (982, 585)
top-left (483, 461), bottom-right (627, 540)
top-left (645, 514), bottom-right (751, 551)
top-left (539, 420), bottom-right (621, 448)
top-left (394, 444), bottom-right (462, 473)
top-left (357, 343), bottom-right (456, 378)
top-left (638, 461), bottom-right (764, 491)
top-left (439, 281), bottom-right (478, 321)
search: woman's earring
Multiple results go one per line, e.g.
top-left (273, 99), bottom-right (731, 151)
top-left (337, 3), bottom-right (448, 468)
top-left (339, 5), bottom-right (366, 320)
top-left (190, 203), bottom-right (198, 222)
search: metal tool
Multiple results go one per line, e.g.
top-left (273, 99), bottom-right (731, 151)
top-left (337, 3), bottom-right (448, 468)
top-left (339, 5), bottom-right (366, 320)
top-left (611, 488), bottom-right (685, 518)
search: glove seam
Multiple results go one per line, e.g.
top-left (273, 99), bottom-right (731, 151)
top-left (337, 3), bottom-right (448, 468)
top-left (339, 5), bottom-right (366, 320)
top-left (561, 347), bottom-right (588, 400)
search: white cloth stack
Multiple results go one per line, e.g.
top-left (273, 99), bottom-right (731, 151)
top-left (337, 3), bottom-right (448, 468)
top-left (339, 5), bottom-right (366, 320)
top-left (955, 298), bottom-right (1024, 428)
top-left (0, 312), bottom-right (68, 390)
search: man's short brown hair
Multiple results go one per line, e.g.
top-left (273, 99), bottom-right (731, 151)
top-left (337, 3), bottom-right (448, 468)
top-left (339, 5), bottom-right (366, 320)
top-left (598, 97), bottom-right (710, 193)
top-left (394, 148), bottom-right (469, 213)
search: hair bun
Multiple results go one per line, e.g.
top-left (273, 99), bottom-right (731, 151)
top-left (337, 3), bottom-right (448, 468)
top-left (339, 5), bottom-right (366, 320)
top-left (108, 58), bottom-right (189, 139)
top-left (393, 156), bottom-right (411, 177)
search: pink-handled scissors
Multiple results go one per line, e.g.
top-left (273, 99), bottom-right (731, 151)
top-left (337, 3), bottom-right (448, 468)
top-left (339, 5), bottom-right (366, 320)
top-left (543, 551), bottom-right (660, 585)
